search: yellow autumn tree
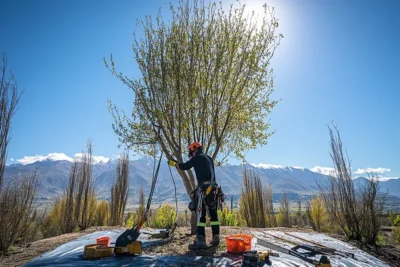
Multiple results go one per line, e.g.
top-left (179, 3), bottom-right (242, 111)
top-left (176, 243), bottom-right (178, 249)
top-left (95, 199), bottom-right (109, 226)
top-left (42, 197), bottom-right (65, 238)
top-left (310, 196), bottom-right (328, 232)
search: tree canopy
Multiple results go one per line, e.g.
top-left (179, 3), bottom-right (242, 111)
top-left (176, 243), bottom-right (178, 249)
top-left (106, 0), bottom-right (281, 193)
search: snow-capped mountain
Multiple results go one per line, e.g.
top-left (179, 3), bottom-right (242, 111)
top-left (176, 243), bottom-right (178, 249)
top-left (4, 157), bottom-right (400, 207)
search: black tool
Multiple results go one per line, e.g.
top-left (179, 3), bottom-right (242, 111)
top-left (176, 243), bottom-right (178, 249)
top-left (115, 152), bottom-right (163, 247)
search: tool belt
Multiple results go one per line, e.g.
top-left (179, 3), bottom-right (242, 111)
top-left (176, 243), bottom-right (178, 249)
top-left (188, 182), bottom-right (225, 211)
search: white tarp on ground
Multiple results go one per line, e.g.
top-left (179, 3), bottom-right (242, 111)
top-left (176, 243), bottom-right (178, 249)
top-left (251, 230), bottom-right (389, 267)
top-left (23, 230), bottom-right (231, 267)
top-left (23, 229), bottom-right (389, 267)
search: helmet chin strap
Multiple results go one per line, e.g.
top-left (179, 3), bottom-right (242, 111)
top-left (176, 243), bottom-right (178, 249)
top-left (189, 149), bottom-right (197, 158)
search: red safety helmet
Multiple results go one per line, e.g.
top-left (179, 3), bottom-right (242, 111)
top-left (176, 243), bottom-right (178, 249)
top-left (188, 141), bottom-right (202, 157)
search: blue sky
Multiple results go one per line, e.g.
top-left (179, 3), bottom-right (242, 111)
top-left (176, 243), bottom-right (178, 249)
top-left (1, 0), bottom-right (399, 178)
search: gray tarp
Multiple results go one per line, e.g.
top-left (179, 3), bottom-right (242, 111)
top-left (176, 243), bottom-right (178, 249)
top-left (252, 230), bottom-right (389, 267)
top-left (24, 230), bottom-right (389, 267)
top-left (24, 230), bottom-right (231, 267)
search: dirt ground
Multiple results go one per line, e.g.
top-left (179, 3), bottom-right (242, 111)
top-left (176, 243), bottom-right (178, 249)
top-left (326, 231), bottom-right (400, 267)
top-left (347, 240), bottom-right (400, 267)
top-left (0, 226), bottom-right (125, 267)
top-left (1, 226), bottom-right (399, 267)
top-left (0, 232), bottom-right (86, 267)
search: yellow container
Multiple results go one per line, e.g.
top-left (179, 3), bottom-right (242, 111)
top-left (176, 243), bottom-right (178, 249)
top-left (83, 244), bottom-right (114, 259)
top-left (114, 241), bottom-right (142, 255)
top-left (128, 241), bottom-right (142, 254)
top-left (114, 247), bottom-right (125, 255)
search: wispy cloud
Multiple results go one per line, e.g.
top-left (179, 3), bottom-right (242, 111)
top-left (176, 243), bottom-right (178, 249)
top-left (10, 158), bottom-right (14, 162)
top-left (310, 166), bottom-right (335, 176)
top-left (17, 153), bottom-right (73, 165)
top-left (354, 167), bottom-right (391, 174)
top-left (73, 153), bottom-right (110, 164)
top-left (376, 176), bottom-right (399, 182)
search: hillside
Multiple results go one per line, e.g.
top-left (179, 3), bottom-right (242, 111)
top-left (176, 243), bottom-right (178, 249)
top-left (4, 157), bottom-right (400, 208)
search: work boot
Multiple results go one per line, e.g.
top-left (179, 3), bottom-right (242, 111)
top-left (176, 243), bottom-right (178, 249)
top-left (210, 234), bottom-right (220, 247)
top-left (188, 235), bottom-right (207, 250)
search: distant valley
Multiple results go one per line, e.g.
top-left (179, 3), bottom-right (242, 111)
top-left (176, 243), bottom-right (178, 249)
top-left (4, 157), bottom-right (400, 211)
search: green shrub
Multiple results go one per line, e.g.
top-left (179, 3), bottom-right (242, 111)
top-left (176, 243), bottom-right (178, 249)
top-left (393, 215), bottom-right (400, 227)
top-left (394, 227), bottom-right (400, 244)
top-left (218, 206), bottom-right (239, 226)
top-left (376, 233), bottom-right (387, 246)
top-left (125, 212), bottom-right (135, 228)
top-left (147, 204), bottom-right (176, 228)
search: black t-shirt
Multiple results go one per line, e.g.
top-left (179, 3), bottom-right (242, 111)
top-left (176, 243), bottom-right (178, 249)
top-left (177, 152), bottom-right (216, 184)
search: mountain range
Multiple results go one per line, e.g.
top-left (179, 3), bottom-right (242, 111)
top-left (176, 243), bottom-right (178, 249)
top-left (4, 157), bottom-right (400, 209)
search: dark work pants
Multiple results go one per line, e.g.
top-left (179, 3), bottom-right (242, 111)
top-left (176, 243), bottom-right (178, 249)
top-left (197, 197), bottom-right (219, 236)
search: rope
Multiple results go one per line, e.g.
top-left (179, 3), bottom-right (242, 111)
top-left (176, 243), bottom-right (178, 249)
top-left (144, 151), bottom-right (163, 218)
top-left (168, 164), bottom-right (178, 221)
top-left (150, 129), bottom-right (178, 230)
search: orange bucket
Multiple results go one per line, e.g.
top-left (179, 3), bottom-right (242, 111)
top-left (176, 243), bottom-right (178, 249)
top-left (225, 234), bottom-right (252, 253)
top-left (96, 236), bottom-right (111, 247)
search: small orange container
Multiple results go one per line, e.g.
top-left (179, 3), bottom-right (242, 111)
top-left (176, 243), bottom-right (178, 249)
top-left (96, 236), bottom-right (111, 247)
top-left (225, 234), bottom-right (252, 253)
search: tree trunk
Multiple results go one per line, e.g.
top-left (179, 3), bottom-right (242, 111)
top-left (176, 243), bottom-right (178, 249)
top-left (174, 168), bottom-right (197, 235)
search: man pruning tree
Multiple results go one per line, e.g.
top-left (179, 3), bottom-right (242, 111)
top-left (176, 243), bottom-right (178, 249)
top-left (169, 142), bottom-right (220, 250)
top-left (107, 0), bottom-right (280, 236)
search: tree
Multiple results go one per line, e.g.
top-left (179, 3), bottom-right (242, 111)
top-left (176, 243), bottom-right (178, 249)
top-left (0, 52), bottom-right (38, 254)
top-left (239, 169), bottom-right (266, 228)
top-left (319, 124), bottom-right (364, 241)
top-left (110, 151), bottom-right (130, 226)
top-left (295, 197), bottom-right (303, 227)
top-left (361, 173), bottom-right (386, 245)
top-left (74, 140), bottom-right (96, 230)
top-left (95, 199), bottom-right (109, 226)
top-left (106, 0), bottom-right (281, 233)
top-left (0, 52), bottom-right (21, 188)
top-left (61, 160), bottom-right (79, 233)
top-left (137, 185), bottom-right (145, 219)
top-left (264, 184), bottom-right (276, 227)
top-left (305, 200), bottom-right (314, 229)
top-left (310, 195), bottom-right (328, 232)
top-left (318, 124), bottom-right (387, 245)
top-left (0, 173), bottom-right (38, 253)
top-left (277, 192), bottom-right (290, 227)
